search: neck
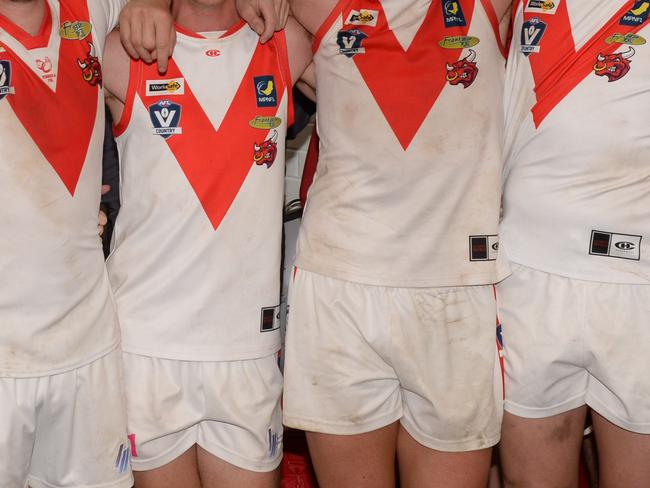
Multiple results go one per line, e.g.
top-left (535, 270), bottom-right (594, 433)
top-left (0, 0), bottom-right (46, 35)
top-left (172, 0), bottom-right (239, 33)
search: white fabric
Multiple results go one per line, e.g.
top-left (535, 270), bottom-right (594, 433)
top-left (122, 352), bottom-right (283, 472)
top-left (501, 0), bottom-right (650, 284)
top-left (295, 0), bottom-right (508, 287)
top-left (0, 0), bottom-right (121, 376)
top-left (109, 26), bottom-right (289, 361)
top-left (283, 268), bottom-right (503, 452)
top-left (0, 347), bottom-right (132, 488)
top-left (498, 264), bottom-right (650, 433)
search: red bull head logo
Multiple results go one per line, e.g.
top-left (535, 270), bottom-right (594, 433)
top-left (253, 130), bottom-right (278, 168)
top-left (445, 49), bottom-right (479, 88)
top-left (77, 42), bottom-right (102, 87)
top-left (593, 47), bottom-right (635, 82)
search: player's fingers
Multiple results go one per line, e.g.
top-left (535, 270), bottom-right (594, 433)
top-left (141, 18), bottom-right (158, 61)
top-left (101, 184), bottom-right (110, 195)
top-left (240, 3), bottom-right (265, 36)
top-left (154, 23), bottom-right (173, 74)
top-left (276, 0), bottom-right (290, 30)
top-left (131, 16), bottom-right (153, 64)
top-left (258, 0), bottom-right (278, 43)
top-left (98, 211), bottom-right (108, 226)
top-left (119, 19), bottom-right (139, 60)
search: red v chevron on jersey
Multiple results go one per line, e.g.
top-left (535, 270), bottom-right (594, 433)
top-left (331, 0), bottom-right (500, 150)
top-left (0, 0), bottom-right (99, 195)
top-left (524, 0), bottom-right (646, 126)
top-left (136, 38), bottom-right (290, 230)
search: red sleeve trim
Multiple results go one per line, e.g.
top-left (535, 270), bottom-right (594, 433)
top-left (312, 0), bottom-right (348, 54)
top-left (112, 58), bottom-right (141, 137)
top-left (481, 0), bottom-right (507, 58)
top-left (273, 29), bottom-right (295, 127)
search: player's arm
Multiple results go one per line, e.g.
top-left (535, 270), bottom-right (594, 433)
top-left (286, 16), bottom-right (315, 101)
top-left (493, 0), bottom-right (513, 47)
top-left (296, 62), bottom-right (316, 102)
top-left (290, 0), bottom-right (337, 36)
top-left (103, 30), bottom-right (132, 123)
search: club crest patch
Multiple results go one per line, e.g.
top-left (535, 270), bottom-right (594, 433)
top-left (253, 130), bottom-right (278, 168)
top-left (337, 29), bottom-right (368, 57)
top-left (593, 47), bottom-right (636, 82)
top-left (445, 49), bottom-right (479, 88)
top-left (149, 100), bottom-right (182, 139)
top-left (0, 60), bottom-right (15, 100)
top-left (521, 17), bottom-right (547, 56)
top-left (77, 42), bottom-right (102, 86)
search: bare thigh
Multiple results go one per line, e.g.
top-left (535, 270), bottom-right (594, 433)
top-left (306, 422), bottom-right (399, 488)
top-left (499, 407), bottom-right (588, 488)
top-left (196, 445), bottom-right (279, 488)
top-left (134, 445), bottom-right (201, 488)
top-left (397, 425), bottom-right (492, 488)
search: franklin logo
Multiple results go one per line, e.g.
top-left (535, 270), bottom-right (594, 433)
top-left (0, 60), bottom-right (15, 100)
top-left (254, 75), bottom-right (277, 107)
top-left (442, 0), bottom-right (467, 27)
top-left (149, 100), bottom-right (182, 139)
top-left (249, 115), bottom-right (282, 130)
top-left (345, 9), bottom-right (379, 27)
top-left (605, 33), bottom-right (646, 45)
top-left (521, 17), bottom-right (547, 55)
top-left (336, 29), bottom-right (368, 57)
top-left (114, 443), bottom-right (130, 474)
top-left (620, 1), bottom-right (650, 26)
top-left (438, 36), bottom-right (480, 49)
top-left (59, 21), bottom-right (92, 40)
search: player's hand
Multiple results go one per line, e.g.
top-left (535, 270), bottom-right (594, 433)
top-left (236, 0), bottom-right (289, 43)
top-left (98, 185), bottom-right (110, 237)
top-left (119, 0), bottom-right (176, 73)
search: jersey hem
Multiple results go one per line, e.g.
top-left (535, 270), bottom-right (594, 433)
top-left (283, 410), bottom-right (403, 436)
top-left (294, 258), bottom-right (511, 288)
top-left (120, 342), bottom-right (281, 362)
top-left (0, 340), bottom-right (120, 379)
top-left (504, 256), bottom-right (650, 285)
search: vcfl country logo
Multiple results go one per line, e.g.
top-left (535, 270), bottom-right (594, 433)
top-left (0, 60), bottom-right (14, 100)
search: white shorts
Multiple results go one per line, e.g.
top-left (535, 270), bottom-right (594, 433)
top-left (283, 268), bottom-right (503, 452)
top-left (0, 347), bottom-right (132, 488)
top-left (497, 264), bottom-right (650, 433)
top-left (122, 352), bottom-right (283, 472)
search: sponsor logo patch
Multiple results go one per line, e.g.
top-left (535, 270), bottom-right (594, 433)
top-left (469, 235), bottom-right (499, 261)
top-left (205, 49), bottom-right (221, 57)
top-left (254, 75), bottom-right (277, 107)
top-left (260, 305), bottom-right (281, 332)
top-left (114, 443), bottom-right (130, 474)
top-left (620, 1), bottom-right (650, 26)
top-left (0, 60), bottom-right (15, 100)
top-left (589, 230), bottom-right (641, 261)
top-left (59, 20), bottom-right (92, 40)
top-left (605, 32), bottom-right (646, 45)
top-left (521, 17), bottom-right (547, 56)
top-left (345, 9), bottom-right (379, 27)
top-left (438, 35), bottom-right (480, 49)
top-left (337, 29), bottom-right (368, 57)
top-left (146, 78), bottom-right (185, 96)
top-left (249, 115), bottom-right (282, 130)
top-left (442, 0), bottom-right (467, 27)
top-left (524, 0), bottom-right (560, 14)
top-left (149, 100), bottom-right (182, 139)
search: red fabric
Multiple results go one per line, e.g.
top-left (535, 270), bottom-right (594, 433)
top-left (281, 430), bottom-right (319, 488)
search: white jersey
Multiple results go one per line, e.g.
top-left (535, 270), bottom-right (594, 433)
top-left (109, 24), bottom-right (292, 361)
top-left (501, 0), bottom-right (650, 284)
top-left (295, 0), bottom-right (509, 287)
top-left (0, 0), bottom-right (124, 377)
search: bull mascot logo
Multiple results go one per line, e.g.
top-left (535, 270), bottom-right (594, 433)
top-left (593, 46), bottom-right (635, 82)
top-left (77, 42), bottom-right (102, 87)
top-left (253, 130), bottom-right (278, 168)
top-left (445, 49), bottom-right (479, 88)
